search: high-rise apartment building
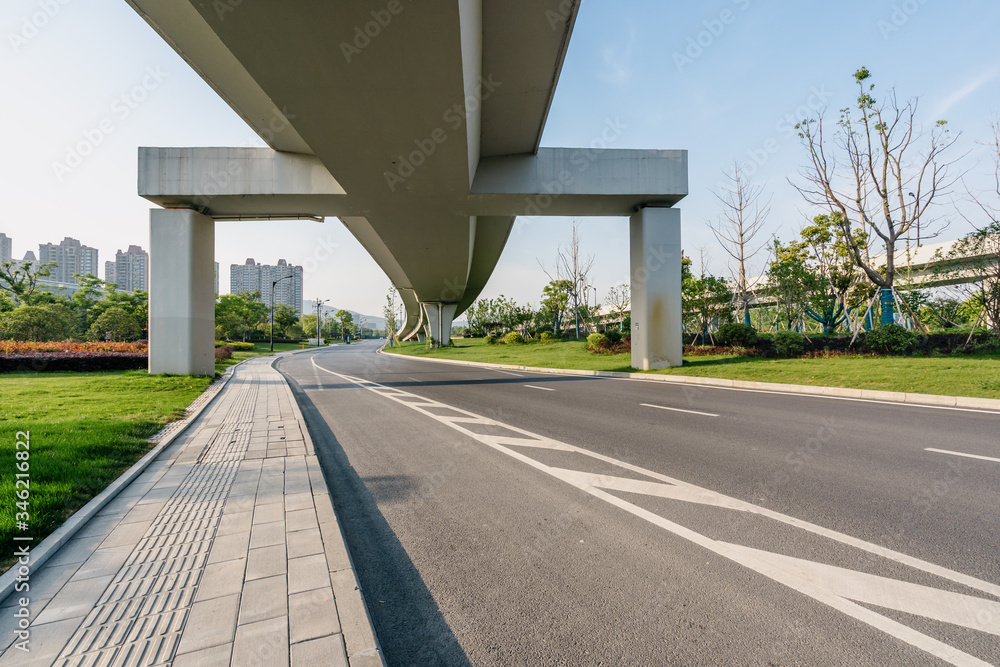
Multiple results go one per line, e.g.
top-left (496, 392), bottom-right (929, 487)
top-left (0, 233), bottom-right (11, 263)
top-left (105, 261), bottom-right (117, 285)
top-left (38, 237), bottom-right (99, 284)
top-left (113, 245), bottom-right (149, 293)
top-left (230, 258), bottom-right (303, 315)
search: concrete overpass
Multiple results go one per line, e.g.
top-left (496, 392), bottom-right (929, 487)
top-left (128, 0), bottom-right (688, 375)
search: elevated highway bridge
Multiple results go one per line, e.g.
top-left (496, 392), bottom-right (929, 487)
top-left (128, 0), bottom-right (688, 374)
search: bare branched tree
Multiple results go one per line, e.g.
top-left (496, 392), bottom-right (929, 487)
top-left (606, 283), bottom-right (630, 331)
top-left (792, 67), bottom-right (963, 321)
top-left (538, 219), bottom-right (595, 337)
top-left (709, 162), bottom-right (771, 325)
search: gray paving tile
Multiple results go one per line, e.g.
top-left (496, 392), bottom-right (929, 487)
top-left (33, 575), bottom-right (114, 625)
top-left (174, 593), bottom-right (239, 656)
top-left (287, 554), bottom-right (330, 595)
top-left (249, 520), bottom-right (286, 549)
top-left (286, 528), bottom-right (324, 560)
top-left (231, 616), bottom-right (289, 667)
top-left (71, 546), bottom-right (133, 582)
top-left (245, 544), bottom-right (286, 581)
top-left (195, 560), bottom-right (246, 603)
top-left (285, 508), bottom-right (318, 534)
top-left (171, 641), bottom-right (232, 667)
top-left (0, 617), bottom-right (80, 667)
top-left (206, 531), bottom-right (250, 565)
top-left (238, 575), bottom-right (287, 626)
top-left (284, 493), bottom-right (313, 512)
top-left (289, 587), bottom-right (340, 644)
top-left (100, 520), bottom-right (153, 549)
top-left (291, 634), bottom-right (348, 667)
top-left (251, 502), bottom-right (283, 525)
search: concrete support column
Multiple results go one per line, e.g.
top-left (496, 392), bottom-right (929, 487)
top-left (630, 206), bottom-right (682, 370)
top-left (149, 209), bottom-right (216, 375)
top-left (421, 302), bottom-right (458, 347)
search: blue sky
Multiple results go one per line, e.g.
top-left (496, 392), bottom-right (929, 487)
top-left (3, 0), bottom-right (998, 317)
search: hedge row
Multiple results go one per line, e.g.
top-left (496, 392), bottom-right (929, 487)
top-left (0, 352), bottom-right (148, 372)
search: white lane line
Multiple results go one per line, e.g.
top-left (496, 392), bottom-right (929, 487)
top-left (407, 377), bottom-right (424, 383)
top-left (925, 448), bottom-right (1000, 463)
top-left (524, 385), bottom-right (554, 392)
top-left (493, 370), bottom-right (524, 377)
top-left (641, 403), bottom-right (719, 417)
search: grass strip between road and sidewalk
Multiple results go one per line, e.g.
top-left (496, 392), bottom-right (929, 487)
top-left (384, 337), bottom-right (1000, 400)
top-left (0, 370), bottom-right (212, 572)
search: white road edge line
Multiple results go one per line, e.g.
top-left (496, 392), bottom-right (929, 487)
top-left (641, 403), bottom-right (719, 417)
top-left (524, 385), bottom-right (554, 392)
top-left (925, 448), bottom-right (1000, 463)
top-left (493, 370), bottom-right (524, 377)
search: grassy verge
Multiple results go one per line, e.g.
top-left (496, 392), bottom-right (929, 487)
top-left (0, 371), bottom-right (212, 571)
top-left (384, 338), bottom-right (1000, 400)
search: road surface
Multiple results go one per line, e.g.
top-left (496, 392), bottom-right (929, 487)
top-left (276, 340), bottom-right (1000, 666)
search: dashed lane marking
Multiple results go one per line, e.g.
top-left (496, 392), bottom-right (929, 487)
top-left (640, 403), bottom-right (719, 417)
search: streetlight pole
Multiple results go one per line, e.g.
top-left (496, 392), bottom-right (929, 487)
top-left (315, 298), bottom-right (328, 347)
top-left (270, 271), bottom-right (294, 353)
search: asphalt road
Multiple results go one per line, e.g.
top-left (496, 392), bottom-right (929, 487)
top-left (277, 340), bottom-right (1000, 666)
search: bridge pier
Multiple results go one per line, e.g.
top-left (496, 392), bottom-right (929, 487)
top-left (148, 209), bottom-right (216, 376)
top-left (629, 206), bottom-right (683, 370)
top-left (422, 302), bottom-right (458, 347)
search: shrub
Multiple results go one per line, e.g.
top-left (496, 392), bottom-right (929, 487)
top-left (717, 322), bottom-right (757, 347)
top-left (538, 331), bottom-right (554, 343)
top-left (0, 353), bottom-right (147, 373)
top-left (504, 332), bottom-right (524, 344)
top-left (604, 329), bottom-right (622, 344)
top-left (229, 341), bottom-right (255, 351)
top-left (586, 333), bottom-right (607, 347)
top-left (484, 334), bottom-right (497, 345)
top-left (86, 307), bottom-right (142, 342)
top-left (215, 345), bottom-right (234, 361)
top-left (865, 324), bottom-right (918, 355)
top-left (0, 304), bottom-right (75, 341)
top-left (772, 330), bottom-right (806, 358)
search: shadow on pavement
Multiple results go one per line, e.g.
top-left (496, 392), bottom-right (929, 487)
top-left (279, 368), bottom-right (473, 667)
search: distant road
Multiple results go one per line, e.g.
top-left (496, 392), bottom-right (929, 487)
top-left (278, 340), bottom-right (1000, 666)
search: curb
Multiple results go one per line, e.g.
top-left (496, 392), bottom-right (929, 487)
top-left (270, 353), bottom-right (387, 667)
top-left (0, 366), bottom-right (235, 603)
top-left (377, 347), bottom-right (1000, 413)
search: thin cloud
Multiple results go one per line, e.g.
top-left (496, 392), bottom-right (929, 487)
top-left (930, 67), bottom-right (1000, 120)
top-left (597, 26), bottom-right (636, 85)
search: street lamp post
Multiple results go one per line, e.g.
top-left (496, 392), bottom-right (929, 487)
top-left (270, 271), bottom-right (294, 353)
top-left (315, 298), bottom-right (328, 347)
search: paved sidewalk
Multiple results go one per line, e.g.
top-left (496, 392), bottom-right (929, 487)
top-left (0, 356), bottom-right (383, 667)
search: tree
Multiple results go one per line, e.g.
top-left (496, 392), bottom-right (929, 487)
top-left (87, 306), bottom-right (142, 342)
top-left (682, 257), bottom-right (734, 344)
top-left (272, 304), bottom-right (299, 337)
top-left (793, 67), bottom-right (961, 323)
top-left (709, 162), bottom-right (770, 325)
top-left (605, 283), bottom-right (630, 332)
top-left (540, 279), bottom-right (573, 334)
top-left (0, 260), bottom-right (56, 305)
top-left (932, 222), bottom-right (1000, 332)
top-left (539, 220), bottom-right (595, 337)
top-left (0, 303), bottom-right (75, 341)
top-left (216, 292), bottom-right (267, 341)
top-left (765, 240), bottom-right (810, 331)
top-left (383, 287), bottom-right (398, 342)
top-left (335, 310), bottom-right (354, 340)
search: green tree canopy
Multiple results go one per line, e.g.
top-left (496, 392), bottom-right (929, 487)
top-left (87, 306), bottom-right (142, 342)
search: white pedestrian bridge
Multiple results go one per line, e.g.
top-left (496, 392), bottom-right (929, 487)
top-left (128, 0), bottom-right (687, 374)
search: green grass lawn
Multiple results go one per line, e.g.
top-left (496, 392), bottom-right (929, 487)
top-left (385, 338), bottom-right (1000, 399)
top-left (0, 371), bottom-right (212, 570)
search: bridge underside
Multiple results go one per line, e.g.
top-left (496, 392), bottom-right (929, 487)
top-left (129, 1), bottom-right (688, 374)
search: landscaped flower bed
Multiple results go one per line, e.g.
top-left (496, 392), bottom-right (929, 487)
top-left (0, 341), bottom-right (149, 372)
